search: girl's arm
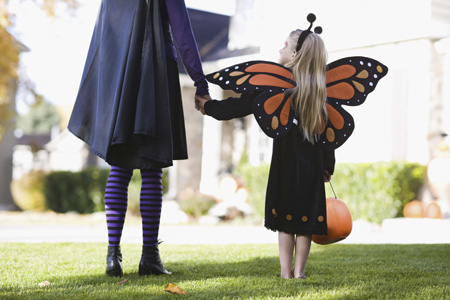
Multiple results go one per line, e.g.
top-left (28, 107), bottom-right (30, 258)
top-left (201, 91), bottom-right (260, 120)
top-left (323, 149), bottom-right (336, 182)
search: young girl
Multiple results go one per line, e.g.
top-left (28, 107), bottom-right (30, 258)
top-left (196, 28), bottom-right (335, 279)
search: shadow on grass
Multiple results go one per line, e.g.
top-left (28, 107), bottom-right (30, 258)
top-left (1, 243), bottom-right (450, 299)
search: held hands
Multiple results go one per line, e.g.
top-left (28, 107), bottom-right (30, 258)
top-left (195, 94), bottom-right (211, 115)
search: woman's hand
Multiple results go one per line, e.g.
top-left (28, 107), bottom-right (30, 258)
top-left (195, 94), bottom-right (211, 115)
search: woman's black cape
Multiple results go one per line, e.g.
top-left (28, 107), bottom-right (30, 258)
top-left (68, 0), bottom-right (184, 169)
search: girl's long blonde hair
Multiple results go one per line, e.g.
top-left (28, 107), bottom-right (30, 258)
top-left (285, 30), bottom-right (327, 144)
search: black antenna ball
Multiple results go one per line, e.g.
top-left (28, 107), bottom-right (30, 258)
top-left (307, 13), bottom-right (316, 23)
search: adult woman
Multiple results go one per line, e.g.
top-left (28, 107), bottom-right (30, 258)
top-left (68, 0), bottom-right (210, 277)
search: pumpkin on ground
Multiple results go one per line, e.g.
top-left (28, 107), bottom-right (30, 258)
top-left (403, 200), bottom-right (425, 218)
top-left (424, 201), bottom-right (442, 219)
top-left (312, 197), bottom-right (353, 245)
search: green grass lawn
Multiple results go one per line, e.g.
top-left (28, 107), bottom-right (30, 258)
top-left (1, 243), bottom-right (449, 299)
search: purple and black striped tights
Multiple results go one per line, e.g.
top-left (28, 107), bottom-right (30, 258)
top-left (104, 166), bottom-right (163, 247)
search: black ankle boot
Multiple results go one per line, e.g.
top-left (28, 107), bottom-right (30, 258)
top-left (138, 245), bottom-right (171, 275)
top-left (106, 245), bottom-right (123, 277)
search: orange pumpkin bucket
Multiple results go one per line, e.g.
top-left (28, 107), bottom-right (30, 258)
top-left (312, 197), bottom-right (353, 245)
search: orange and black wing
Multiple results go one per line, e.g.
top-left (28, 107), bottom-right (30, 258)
top-left (319, 56), bottom-right (388, 149)
top-left (206, 60), bottom-right (296, 138)
top-left (253, 90), bottom-right (295, 138)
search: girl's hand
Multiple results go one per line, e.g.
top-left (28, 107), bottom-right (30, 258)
top-left (195, 94), bottom-right (211, 115)
top-left (324, 170), bottom-right (331, 182)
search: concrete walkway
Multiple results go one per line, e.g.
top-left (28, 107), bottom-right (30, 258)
top-left (1, 209), bottom-right (450, 244)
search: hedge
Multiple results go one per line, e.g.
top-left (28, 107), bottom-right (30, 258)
top-left (11, 168), bottom-right (168, 214)
top-left (327, 161), bottom-right (425, 223)
top-left (43, 168), bottom-right (110, 214)
top-left (236, 161), bottom-right (426, 224)
top-left (12, 162), bottom-right (425, 223)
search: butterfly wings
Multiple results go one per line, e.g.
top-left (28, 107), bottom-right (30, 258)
top-left (320, 56), bottom-right (388, 149)
top-left (206, 61), bottom-right (296, 138)
top-left (205, 57), bottom-right (388, 149)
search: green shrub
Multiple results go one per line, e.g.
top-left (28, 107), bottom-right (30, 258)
top-left (179, 192), bottom-right (217, 219)
top-left (126, 170), bottom-right (142, 215)
top-left (327, 161), bottom-right (426, 223)
top-left (126, 169), bottom-right (169, 215)
top-left (42, 168), bottom-right (168, 214)
top-left (236, 161), bottom-right (426, 223)
top-left (235, 163), bottom-right (270, 218)
top-left (43, 168), bottom-right (109, 213)
top-left (389, 162), bottom-right (426, 216)
top-left (80, 167), bottom-right (110, 212)
top-left (11, 170), bottom-right (46, 211)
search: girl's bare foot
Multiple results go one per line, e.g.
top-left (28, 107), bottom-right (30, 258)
top-left (293, 268), bottom-right (306, 279)
top-left (280, 271), bottom-right (293, 279)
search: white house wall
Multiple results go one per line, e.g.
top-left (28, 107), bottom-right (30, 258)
top-left (444, 50), bottom-right (450, 140)
top-left (45, 129), bottom-right (91, 172)
top-left (257, 0), bottom-right (434, 56)
top-left (199, 84), bottom-right (224, 195)
top-left (329, 40), bottom-right (432, 164)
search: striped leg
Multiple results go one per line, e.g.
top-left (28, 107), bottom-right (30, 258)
top-left (105, 166), bottom-right (133, 246)
top-left (140, 168), bottom-right (163, 246)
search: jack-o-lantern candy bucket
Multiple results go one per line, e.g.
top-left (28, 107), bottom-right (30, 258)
top-left (312, 197), bottom-right (353, 245)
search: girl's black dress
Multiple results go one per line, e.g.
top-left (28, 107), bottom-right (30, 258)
top-left (205, 91), bottom-right (336, 235)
